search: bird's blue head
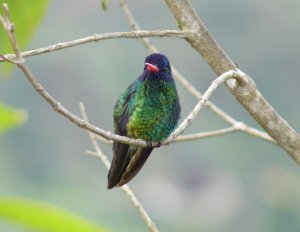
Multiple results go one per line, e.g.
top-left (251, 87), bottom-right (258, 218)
top-left (139, 53), bottom-right (173, 82)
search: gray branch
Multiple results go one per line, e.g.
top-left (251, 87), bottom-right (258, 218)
top-left (0, 30), bottom-right (188, 62)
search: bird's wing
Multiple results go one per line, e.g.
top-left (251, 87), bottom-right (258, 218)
top-left (108, 82), bottom-right (137, 188)
top-left (113, 82), bottom-right (137, 134)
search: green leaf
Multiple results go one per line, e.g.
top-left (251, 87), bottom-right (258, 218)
top-left (0, 197), bottom-right (109, 232)
top-left (0, 0), bottom-right (49, 74)
top-left (0, 101), bottom-right (27, 133)
top-left (101, 0), bottom-right (109, 11)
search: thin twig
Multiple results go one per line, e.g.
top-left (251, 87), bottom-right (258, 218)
top-left (96, 127), bottom-right (236, 144)
top-left (1, 4), bottom-right (23, 63)
top-left (79, 103), bottom-right (111, 169)
top-left (163, 70), bottom-right (236, 144)
top-left (0, 53), bottom-right (18, 64)
top-left (95, 135), bottom-right (113, 144)
top-left (173, 123), bottom-right (275, 143)
top-left (80, 103), bottom-right (159, 232)
top-left (94, 123), bottom-right (275, 144)
top-left (0, 30), bottom-right (188, 62)
top-left (174, 126), bottom-right (237, 142)
top-left (119, 0), bottom-right (275, 144)
top-left (232, 121), bottom-right (275, 143)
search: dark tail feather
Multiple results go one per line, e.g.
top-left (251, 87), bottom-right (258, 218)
top-left (118, 147), bottom-right (153, 187)
top-left (107, 141), bottom-right (130, 189)
top-left (107, 142), bottom-right (153, 189)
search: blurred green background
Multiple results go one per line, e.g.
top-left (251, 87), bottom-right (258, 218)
top-left (1, 0), bottom-right (300, 231)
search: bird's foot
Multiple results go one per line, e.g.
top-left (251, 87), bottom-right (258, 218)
top-left (146, 141), bottom-right (161, 148)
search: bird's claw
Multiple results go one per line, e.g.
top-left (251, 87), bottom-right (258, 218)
top-left (146, 141), bottom-right (161, 148)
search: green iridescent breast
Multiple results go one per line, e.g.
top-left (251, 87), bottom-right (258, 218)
top-left (126, 78), bottom-right (180, 142)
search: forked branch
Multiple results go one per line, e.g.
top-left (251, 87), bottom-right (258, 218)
top-left (0, 30), bottom-right (188, 62)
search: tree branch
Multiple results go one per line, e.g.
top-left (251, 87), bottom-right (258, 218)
top-left (173, 126), bottom-right (237, 142)
top-left (0, 29), bottom-right (188, 62)
top-left (79, 103), bottom-right (159, 232)
top-left (0, 53), bottom-right (18, 64)
top-left (165, 0), bottom-right (300, 164)
top-left (95, 122), bottom-right (275, 144)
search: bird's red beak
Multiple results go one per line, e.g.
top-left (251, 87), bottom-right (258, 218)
top-left (145, 62), bottom-right (159, 73)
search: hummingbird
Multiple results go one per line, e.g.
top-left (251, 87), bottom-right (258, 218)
top-left (107, 53), bottom-right (181, 189)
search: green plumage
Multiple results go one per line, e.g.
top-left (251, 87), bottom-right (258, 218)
top-left (115, 78), bottom-right (179, 142)
top-left (108, 53), bottom-right (180, 188)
